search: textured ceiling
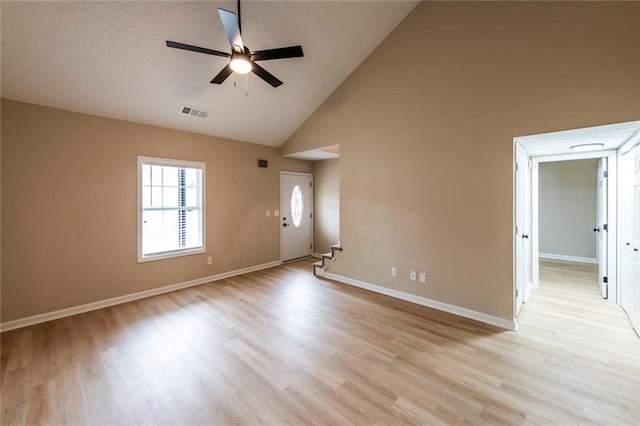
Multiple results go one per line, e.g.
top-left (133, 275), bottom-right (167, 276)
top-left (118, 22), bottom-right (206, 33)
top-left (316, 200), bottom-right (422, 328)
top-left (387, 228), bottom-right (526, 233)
top-left (516, 121), bottom-right (640, 157)
top-left (1, 1), bottom-right (417, 146)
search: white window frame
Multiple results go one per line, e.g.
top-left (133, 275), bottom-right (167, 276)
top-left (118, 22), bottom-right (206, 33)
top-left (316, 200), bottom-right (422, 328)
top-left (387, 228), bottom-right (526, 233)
top-left (137, 156), bottom-right (206, 262)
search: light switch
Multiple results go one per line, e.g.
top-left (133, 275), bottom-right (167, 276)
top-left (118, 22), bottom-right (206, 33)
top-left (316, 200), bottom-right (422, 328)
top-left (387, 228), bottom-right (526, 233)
top-left (265, 210), bottom-right (270, 217)
top-left (419, 272), bottom-right (426, 283)
top-left (274, 210), bottom-right (280, 217)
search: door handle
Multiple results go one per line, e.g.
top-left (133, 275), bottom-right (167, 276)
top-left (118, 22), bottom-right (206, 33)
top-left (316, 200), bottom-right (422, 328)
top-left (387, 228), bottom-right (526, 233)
top-left (626, 242), bottom-right (631, 246)
top-left (593, 228), bottom-right (600, 232)
top-left (283, 223), bottom-right (288, 227)
top-left (522, 234), bottom-right (529, 239)
top-left (634, 248), bottom-right (639, 252)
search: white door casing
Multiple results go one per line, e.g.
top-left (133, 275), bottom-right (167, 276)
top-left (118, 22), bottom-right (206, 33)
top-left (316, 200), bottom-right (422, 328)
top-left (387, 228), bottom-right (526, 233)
top-left (281, 172), bottom-right (313, 261)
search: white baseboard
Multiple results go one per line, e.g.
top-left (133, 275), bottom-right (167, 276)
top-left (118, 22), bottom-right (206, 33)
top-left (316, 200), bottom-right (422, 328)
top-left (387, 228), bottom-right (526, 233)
top-left (0, 260), bottom-right (282, 333)
top-left (539, 253), bottom-right (597, 264)
top-left (324, 272), bottom-right (517, 331)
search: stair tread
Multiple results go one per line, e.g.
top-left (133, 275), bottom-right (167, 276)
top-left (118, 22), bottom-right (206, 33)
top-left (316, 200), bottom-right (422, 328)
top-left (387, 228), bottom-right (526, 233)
top-left (321, 253), bottom-right (333, 259)
top-left (313, 261), bottom-right (323, 267)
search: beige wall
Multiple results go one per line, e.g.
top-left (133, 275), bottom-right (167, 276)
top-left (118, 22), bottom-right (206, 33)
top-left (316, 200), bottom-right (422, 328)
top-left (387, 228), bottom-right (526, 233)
top-left (539, 160), bottom-right (598, 260)
top-left (313, 158), bottom-right (340, 254)
top-left (1, 99), bottom-right (311, 322)
top-left (281, 2), bottom-right (640, 320)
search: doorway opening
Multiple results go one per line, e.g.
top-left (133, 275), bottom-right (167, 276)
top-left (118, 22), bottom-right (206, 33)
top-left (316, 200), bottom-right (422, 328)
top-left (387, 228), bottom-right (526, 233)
top-left (513, 121), bottom-right (640, 337)
top-left (283, 145), bottom-right (340, 273)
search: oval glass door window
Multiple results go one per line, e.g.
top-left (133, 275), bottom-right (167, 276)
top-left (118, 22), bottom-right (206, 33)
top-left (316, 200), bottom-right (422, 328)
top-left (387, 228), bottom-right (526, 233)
top-left (291, 185), bottom-right (303, 227)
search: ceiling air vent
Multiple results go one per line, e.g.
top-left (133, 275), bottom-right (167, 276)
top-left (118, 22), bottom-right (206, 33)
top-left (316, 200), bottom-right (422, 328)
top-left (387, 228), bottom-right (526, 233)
top-left (180, 105), bottom-right (208, 119)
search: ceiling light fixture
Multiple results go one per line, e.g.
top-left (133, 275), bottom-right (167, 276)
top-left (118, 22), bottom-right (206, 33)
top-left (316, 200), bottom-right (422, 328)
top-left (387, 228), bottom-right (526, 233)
top-left (570, 143), bottom-right (605, 152)
top-left (229, 53), bottom-right (252, 74)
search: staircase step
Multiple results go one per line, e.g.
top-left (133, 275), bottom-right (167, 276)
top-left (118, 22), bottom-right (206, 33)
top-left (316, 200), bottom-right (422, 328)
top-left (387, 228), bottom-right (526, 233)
top-left (321, 253), bottom-right (333, 260)
top-left (313, 260), bottom-right (327, 276)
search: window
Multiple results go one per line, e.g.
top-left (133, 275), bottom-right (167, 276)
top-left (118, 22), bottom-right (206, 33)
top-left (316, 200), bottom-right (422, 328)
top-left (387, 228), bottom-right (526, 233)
top-left (291, 185), bottom-right (303, 227)
top-left (138, 156), bottom-right (205, 262)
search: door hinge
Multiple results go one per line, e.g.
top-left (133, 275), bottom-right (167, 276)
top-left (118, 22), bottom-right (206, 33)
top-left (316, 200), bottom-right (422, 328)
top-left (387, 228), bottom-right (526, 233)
top-left (516, 289), bottom-right (519, 299)
top-left (528, 160), bottom-right (532, 169)
top-left (310, 182), bottom-right (313, 187)
top-left (310, 244), bottom-right (312, 249)
top-left (603, 224), bottom-right (608, 231)
top-left (515, 162), bottom-right (519, 171)
top-left (603, 170), bottom-right (608, 178)
top-left (603, 276), bottom-right (608, 283)
top-left (515, 225), bottom-right (518, 234)
top-left (310, 213), bottom-right (313, 218)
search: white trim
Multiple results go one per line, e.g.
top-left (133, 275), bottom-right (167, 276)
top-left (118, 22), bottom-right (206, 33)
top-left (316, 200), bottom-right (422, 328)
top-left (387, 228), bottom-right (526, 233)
top-left (324, 272), bottom-right (517, 331)
top-left (312, 252), bottom-right (323, 258)
top-left (0, 260), bottom-right (281, 333)
top-left (137, 156), bottom-right (207, 263)
top-left (532, 150), bottom-right (617, 163)
top-left (539, 253), bottom-right (598, 264)
top-left (619, 128), bottom-right (640, 155)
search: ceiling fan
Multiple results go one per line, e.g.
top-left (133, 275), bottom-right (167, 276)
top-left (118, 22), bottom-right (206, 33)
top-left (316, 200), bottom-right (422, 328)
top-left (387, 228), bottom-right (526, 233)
top-left (166, 0), bottom-right (304, 88)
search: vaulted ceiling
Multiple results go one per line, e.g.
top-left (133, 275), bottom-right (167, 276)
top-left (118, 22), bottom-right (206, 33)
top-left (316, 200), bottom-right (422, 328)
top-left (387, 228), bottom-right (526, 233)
top-left (1, 1), bottom-right (418, 146)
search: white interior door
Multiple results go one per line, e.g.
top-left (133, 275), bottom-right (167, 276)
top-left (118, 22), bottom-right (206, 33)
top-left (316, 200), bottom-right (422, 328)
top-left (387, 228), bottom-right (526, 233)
top-left (596, 158), bottom-right (608, 298)
top-left (631, 147), bottom-right (640, 333)
top-left (632, 150), bottom-right (640, 332)
top-left (281, 173), bottom-right (312, 261)
top-left (515, 150), bottom-right (525, 315)
top-left (619, 147), bottom-right (636, 331)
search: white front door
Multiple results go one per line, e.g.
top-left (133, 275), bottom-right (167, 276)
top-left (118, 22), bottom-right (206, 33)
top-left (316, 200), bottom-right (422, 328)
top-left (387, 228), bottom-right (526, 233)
top-left (281, 173), bottom-right (312, 261)
top-left (596, 158), bottom-right (608, 298)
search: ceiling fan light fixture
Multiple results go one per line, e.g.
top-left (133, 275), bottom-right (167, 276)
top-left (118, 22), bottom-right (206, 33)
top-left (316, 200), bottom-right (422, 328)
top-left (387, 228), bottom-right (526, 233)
top-left (570, 143), bottom-right (605, 152)
top-left (229, 54), bottom-right (252, 74)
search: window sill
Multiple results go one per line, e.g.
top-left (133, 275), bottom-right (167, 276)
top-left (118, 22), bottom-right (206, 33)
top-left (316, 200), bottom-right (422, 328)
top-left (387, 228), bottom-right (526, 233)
top-left (137, 247), bottom-right (205, 263)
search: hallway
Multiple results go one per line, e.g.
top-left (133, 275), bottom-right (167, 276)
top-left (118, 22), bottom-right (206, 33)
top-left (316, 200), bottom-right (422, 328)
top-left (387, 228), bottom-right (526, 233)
top-left (519, 259), bottom-right (636, 338)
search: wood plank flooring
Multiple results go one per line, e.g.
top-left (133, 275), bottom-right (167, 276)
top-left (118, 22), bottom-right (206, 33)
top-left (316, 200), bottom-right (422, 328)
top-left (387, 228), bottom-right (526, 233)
top-left (2, 258), bottom-right (639, 425)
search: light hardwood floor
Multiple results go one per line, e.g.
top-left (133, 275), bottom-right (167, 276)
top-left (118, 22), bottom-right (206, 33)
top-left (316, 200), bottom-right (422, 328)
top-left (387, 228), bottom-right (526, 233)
top-left (2, 258), bottom-right (639, 425)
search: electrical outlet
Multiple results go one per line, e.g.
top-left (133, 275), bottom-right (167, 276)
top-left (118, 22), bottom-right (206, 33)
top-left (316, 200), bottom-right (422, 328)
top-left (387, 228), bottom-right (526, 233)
top-left (410, 271), bottom-right (417, 281)
top-left (419, 272), bottom-right (426, 283)
top-left (207, 256), bottom-right (213, 265)
top-left (391, 267), bottom-right (398, 277)
top-left (274, 210), bottom-right (280, 217)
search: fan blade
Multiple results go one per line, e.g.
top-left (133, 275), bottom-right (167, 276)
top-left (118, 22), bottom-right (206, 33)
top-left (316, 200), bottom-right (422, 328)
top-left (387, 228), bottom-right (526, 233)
top-left (210, 64), bottom-right (233, 84)
top-left (166, 40), bottom-right (229, 57)
top-left (251, 46), bottom-right (304, 61)
top-left (252, 62), bottom-right (283, 88)
top-left (218, 9), bottom-right (244, 53)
